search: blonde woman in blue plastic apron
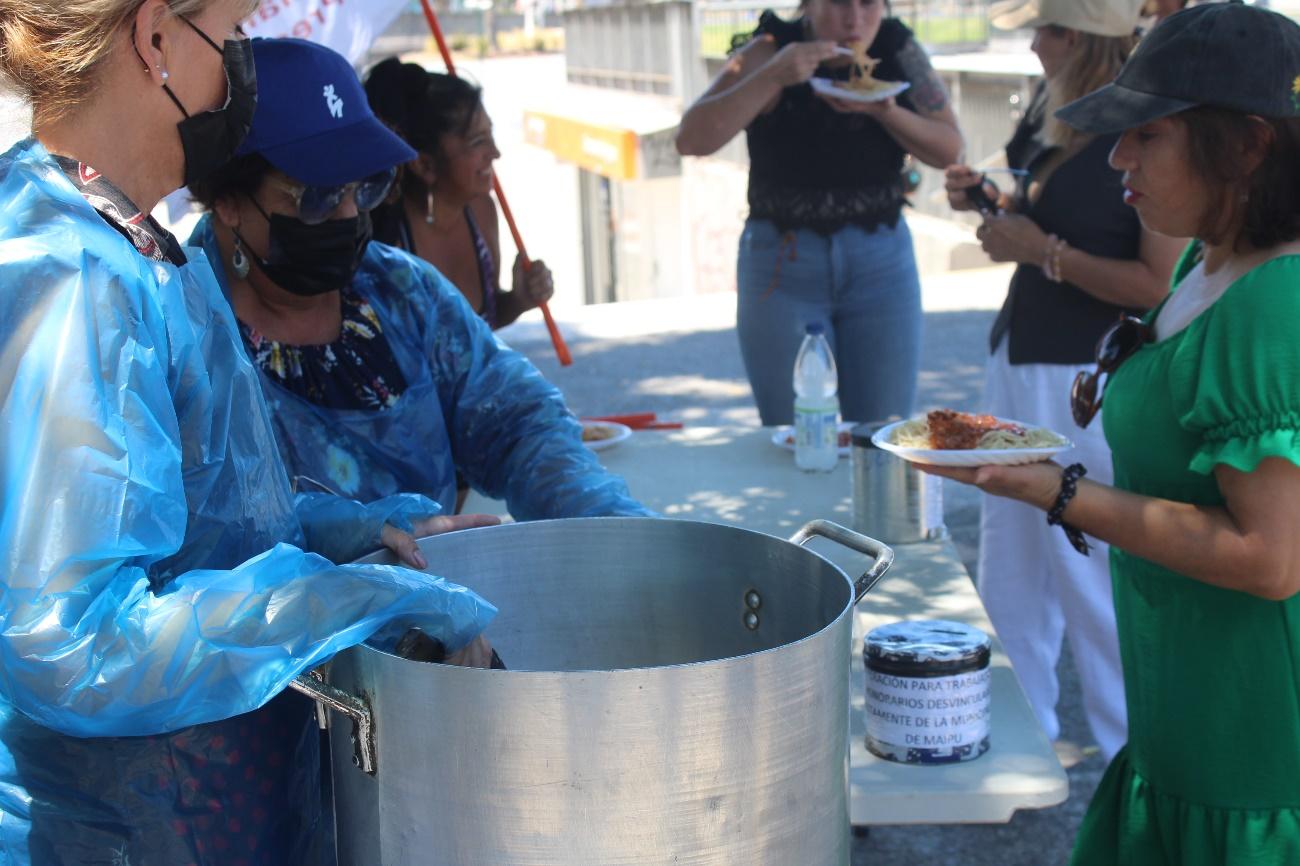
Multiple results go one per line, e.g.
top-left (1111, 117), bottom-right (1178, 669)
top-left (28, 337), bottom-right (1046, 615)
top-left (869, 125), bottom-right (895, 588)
top-left (0, 2), bottom-right (499, 862)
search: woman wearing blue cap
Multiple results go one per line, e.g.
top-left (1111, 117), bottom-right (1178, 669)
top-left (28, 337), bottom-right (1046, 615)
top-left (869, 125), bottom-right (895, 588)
top-left (0, 1), bottom-right (499, 862)
top-left (187, 38), bottom-right (651, 528)
top-left (929, 4), bottom-right (1300, 862)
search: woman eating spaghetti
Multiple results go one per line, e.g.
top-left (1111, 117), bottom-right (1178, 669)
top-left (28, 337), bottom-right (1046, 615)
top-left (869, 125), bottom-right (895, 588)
top-left (675, 0), bottom-right (962, 426)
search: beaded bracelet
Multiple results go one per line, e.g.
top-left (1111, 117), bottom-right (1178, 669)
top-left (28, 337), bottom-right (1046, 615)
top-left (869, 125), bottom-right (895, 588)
top-left (1042, 235), bottom-right (1068, 283)
top-left (1041, 233), bottom-right (1059, 281)
top-left (1046, 463), bottom-right (1090, 555)
top-left (1051, 237), bottom-right (1068, 283)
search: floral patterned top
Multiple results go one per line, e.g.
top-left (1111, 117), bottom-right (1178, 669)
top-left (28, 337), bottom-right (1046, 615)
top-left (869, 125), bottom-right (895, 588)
top-left (239, 288), bottom-right (409, 411)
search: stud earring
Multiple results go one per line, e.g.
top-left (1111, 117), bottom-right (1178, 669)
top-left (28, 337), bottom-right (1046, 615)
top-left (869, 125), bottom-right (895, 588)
top-left (425, 188), bottom-right (435, 225)
top-left (160, 69), bottom-right (169, 81)
top-left (232, 235), bottom-right (250, 279)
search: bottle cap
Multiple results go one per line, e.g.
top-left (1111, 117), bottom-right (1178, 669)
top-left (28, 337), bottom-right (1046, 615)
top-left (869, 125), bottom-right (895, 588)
top-left (805, 322), bottom-right (825, 335)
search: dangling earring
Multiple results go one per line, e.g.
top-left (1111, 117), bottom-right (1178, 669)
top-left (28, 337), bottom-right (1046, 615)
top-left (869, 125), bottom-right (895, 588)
top-left (425, 187), bottom-right (435, 225)
top-left (231, 234), bottom-right (250, 279)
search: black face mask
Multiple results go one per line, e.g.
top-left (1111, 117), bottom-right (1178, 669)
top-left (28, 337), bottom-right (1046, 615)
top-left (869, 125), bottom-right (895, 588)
top-left (153, 18), bottom-right (258, 187)
top-left (239, 206), bottom-right (373, 297)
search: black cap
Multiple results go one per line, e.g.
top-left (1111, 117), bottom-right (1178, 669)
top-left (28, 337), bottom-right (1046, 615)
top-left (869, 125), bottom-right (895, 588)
top-left (1057, 2), bottom-right (1300, 135)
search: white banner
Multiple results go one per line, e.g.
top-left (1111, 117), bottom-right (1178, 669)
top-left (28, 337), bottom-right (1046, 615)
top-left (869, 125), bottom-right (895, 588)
top-left (242, 0), bottom-right (412, 64)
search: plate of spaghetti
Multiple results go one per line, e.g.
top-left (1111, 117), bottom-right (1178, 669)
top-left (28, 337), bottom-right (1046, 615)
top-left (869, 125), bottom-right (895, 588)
top-left (871, 410), bottom-right (1071, 467)
top-left (581, 421), bottom-right (632, 452)
top-left (810, 76), bottom-right (909, 104)
top-left (811, 41), bottom-right (909, 104)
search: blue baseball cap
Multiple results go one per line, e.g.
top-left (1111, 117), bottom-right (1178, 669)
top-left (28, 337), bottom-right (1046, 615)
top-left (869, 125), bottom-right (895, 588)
top-left (235, 38), bottom-right (416, 186)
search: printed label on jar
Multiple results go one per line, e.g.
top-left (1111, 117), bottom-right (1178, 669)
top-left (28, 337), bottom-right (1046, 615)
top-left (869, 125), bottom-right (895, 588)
top-left (865, 667), bottom-right (991, 749)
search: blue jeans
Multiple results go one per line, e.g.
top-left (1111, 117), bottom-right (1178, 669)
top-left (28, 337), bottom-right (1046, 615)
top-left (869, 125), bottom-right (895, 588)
top-left (736, 218), bottom-right (922, 425)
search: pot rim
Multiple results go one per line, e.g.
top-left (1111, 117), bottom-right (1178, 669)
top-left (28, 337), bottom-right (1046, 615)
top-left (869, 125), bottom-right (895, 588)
top-left (350, 517), bottom-right (867, 675)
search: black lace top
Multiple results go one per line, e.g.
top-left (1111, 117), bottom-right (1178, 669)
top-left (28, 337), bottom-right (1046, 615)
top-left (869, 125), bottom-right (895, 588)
top-left (989, 81), bottom-right (1145, 365)
top-left (743, 13), bottom-right (919, 235)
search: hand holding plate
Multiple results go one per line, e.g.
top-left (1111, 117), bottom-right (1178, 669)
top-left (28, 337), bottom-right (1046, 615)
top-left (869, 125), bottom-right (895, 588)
top-left (920, 460), bottom-right (1066, 511)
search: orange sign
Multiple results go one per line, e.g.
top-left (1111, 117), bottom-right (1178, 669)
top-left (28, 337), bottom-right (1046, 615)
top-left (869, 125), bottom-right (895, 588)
top-left (524, 111), bottom-right (639, 181)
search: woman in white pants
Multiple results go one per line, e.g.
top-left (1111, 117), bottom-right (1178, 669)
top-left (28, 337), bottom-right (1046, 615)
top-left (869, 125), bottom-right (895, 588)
top-left (944, 0), bottom-right (1185, 762)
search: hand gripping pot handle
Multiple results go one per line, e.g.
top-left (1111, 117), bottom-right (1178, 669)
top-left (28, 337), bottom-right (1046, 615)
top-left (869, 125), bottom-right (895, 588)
top-left (289, 670), bottom-right (377, 775)
top-left (789, 519), bottom-right (894, 603)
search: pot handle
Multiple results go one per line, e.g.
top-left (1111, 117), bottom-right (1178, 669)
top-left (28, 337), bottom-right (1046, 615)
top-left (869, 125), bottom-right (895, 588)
top-left (790, 519), bottom-right (894, 604)
top-left (288, 672), bottom-right (377, 776)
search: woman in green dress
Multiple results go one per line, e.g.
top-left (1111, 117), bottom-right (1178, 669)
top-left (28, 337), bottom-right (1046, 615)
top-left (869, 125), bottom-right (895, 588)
top-left (927, 4), bottom-right (1300, 863)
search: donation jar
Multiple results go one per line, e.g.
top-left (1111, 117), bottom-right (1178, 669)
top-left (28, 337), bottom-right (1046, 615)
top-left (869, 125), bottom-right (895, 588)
top-left (863, 619), bottom-right (991, 764)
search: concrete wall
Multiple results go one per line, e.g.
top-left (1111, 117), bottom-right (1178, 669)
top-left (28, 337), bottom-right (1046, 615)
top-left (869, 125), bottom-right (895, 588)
top-left (555, 1), bottom-right (1040, 300)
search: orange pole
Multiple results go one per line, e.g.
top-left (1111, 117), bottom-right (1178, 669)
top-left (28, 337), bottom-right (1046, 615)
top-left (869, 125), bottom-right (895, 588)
top-left (418, 0), bottom-right (573, 366)
top-left (419, 0), bottom-right (458, 74)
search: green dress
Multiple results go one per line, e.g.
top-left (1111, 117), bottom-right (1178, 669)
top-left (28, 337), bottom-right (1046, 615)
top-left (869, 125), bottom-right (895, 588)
top-left (1071, 247), bottom-right (1300, 865)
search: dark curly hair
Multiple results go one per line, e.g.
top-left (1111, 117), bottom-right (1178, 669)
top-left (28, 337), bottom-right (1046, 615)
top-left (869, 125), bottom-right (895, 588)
top-left (188, 152), bottom-right (275, 210)
top-left (1179, 107), bottom-right (1300, 250)
top-left (363, 57), bottom-right (483, 195)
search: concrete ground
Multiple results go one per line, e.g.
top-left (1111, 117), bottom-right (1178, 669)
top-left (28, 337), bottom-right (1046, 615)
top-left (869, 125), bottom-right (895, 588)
top-left (498, 274), bottom-right (1106, 866)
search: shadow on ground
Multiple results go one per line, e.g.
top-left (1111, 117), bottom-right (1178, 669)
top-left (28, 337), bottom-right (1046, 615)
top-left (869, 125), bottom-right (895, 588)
top-left (508, 309), bottom-right (994, 425)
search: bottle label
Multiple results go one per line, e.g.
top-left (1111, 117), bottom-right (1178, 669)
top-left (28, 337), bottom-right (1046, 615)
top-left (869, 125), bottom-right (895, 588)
top-left (795, 407), bottom-right (838, 450)
top-left (865, 667), bottom-right (991, 749)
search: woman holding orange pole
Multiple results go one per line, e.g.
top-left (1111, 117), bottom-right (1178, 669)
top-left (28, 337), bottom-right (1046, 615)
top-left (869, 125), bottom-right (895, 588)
top-left (365, 59), bottom-right (555, 330)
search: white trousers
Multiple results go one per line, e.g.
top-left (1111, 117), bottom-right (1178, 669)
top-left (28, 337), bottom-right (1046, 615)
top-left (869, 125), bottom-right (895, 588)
top-left (976, 341), bottom-right (1128, 762)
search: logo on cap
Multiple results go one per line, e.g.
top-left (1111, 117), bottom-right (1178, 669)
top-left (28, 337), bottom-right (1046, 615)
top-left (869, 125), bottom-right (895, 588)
top-left (324, 84), bottom-right (344, 119)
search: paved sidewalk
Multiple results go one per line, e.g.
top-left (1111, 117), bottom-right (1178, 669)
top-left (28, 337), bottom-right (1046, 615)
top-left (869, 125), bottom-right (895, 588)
top-left (498, 272), bottom-right (1105, 866)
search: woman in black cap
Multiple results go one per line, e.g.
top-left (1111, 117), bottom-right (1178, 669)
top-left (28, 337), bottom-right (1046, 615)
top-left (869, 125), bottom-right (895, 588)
top-left (929, 4), bottom-right (1300, 862)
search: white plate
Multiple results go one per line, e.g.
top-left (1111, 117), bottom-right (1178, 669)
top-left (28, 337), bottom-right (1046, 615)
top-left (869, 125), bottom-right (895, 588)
top-left (581, 421), bottom-right (632, 452)
top-left (869, 417), bottom-right (1072, 467)
top-left (771, 421), bottom-right (856, 458)
top-left (810, 77), bottom-right (910, 104)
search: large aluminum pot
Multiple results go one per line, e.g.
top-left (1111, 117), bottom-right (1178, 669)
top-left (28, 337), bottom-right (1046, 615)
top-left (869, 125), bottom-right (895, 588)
top-left (292, 517), bottom-right (892, 866)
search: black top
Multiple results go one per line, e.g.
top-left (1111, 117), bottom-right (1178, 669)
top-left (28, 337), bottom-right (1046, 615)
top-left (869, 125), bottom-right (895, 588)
top-left (371, 201), bottom-right (500, 327)
top-left (743, 13), bottom-right (917, 235)
top-left (989, 83), bottom-right (1146, 365)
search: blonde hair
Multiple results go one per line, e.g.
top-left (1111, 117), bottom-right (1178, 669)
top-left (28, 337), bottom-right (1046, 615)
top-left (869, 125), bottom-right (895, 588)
top-left (0, 0), bottom-right (256, 127)
top-left (1041, 30), bottom-right (1139, 150)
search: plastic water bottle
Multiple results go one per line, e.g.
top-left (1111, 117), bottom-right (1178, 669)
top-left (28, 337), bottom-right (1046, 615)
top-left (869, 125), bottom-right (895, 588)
top-left (793, 323), bottom-right (840, 472)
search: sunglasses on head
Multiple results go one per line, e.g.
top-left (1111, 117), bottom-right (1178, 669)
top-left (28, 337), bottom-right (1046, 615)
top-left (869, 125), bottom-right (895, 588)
top-left (272, 167), bottom-right (397, 225)
top-left (1070, 315), bottom-right (1154, 429)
